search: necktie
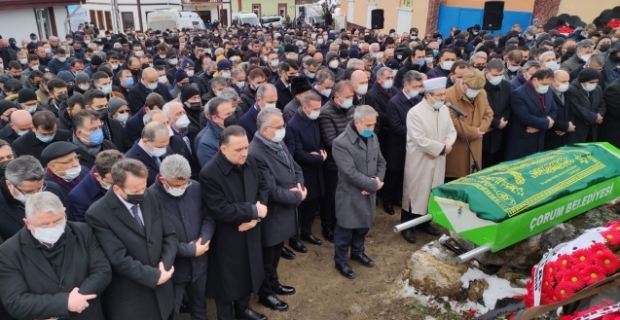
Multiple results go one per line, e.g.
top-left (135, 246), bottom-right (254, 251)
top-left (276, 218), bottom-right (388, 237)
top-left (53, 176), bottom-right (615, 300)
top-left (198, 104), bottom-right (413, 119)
top-left (131, 205), bottom-right (144, 229)
top-left (409, 98), bottom-right (417, 106)
top-left (153, 156), bottom-right (161, 167)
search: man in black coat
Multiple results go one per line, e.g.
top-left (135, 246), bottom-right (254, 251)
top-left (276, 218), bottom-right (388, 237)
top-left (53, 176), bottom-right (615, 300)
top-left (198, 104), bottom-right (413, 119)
top-left (249, 108), bottom-right (304, 312)
top-left (0, 109), bottom-right (32, 145)
top-left (0, 155), bottom-right (68, 241)
top-left (239, 68), bottom-right (267, 114)
top-left (285, 92), bottom-right (326, 245)
top-left (86, 159), bottom-right (178, 320)
top-left (200, 126), bottom-right (268, 320)
top-left (84, 89), bottom-right (132, 152)
top-left (41, 142), bottom-right (90, 202)
top-left (125, 92), bottom-right (165, 143)
top-left (124, 122), bottom-right (172, 187)
top-left (12, 111), bottom-right (72, 162)
top-left (282, 76), bottom-right (313, 123)
top-left (70, 110), bottom-right (119, 169)
top-left (385, 71), bottom-right (423, 229)
top-left (239, 83), bottom-right (278, 142)
top-left (127, 67), bottom-right (174, 114)
top-left (150, 155), bottom-right (214, 320)
top-left (482, 60), bottom-right (512, 168)
top-left (545, 69), bottom-right (576, 150)
top-left (567, 68), bottom-right (606, 143)
top-left (600, 77), bottom-right (620, 148)
top-left (367, 66), bottom-right (399, 157)
top-left (274, 61), bottom-right (297, 111)
top-left (0, 192), bottom-right (111, 320)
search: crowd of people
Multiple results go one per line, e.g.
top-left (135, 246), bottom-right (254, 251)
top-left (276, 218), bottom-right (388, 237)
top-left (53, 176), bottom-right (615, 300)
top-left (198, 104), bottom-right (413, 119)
top-left (0, 18), bottom-right (618, 320)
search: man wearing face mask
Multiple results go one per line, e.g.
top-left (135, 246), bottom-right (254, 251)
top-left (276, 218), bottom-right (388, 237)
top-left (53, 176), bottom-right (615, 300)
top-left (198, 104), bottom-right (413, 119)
top-left (367, 66), bottom-right (399, 156)
top-left (482, 60), bottom-right (512, 168)
top-left (197, 97), bottom-right (236, 167)
top-left (384, 71), bottom-right (424, 222)
top-left (92, 71), bottom-right (125, 100)
top-left (149, 155), bottom-right (214, 320)
top-left (12, 110), bottom-right (72, 163)
top-left (71, 110), bottom-right (119, 169)
top-left (18, 88), bottom-right (44, 115)
top-left (128, 67), bottom-right (174, 114)
top-left (68, 150), bottom-right (124, 222)
top-left (350, 69), bottom-right (375, 111)
top-left (545, 69), bottom-right (576, 150)
top-left (273, 61), bottom-right (297, 111)
top-left (311, 69), bottom-right (335, 105)
top-left (86, 159), bottom-right (178, 320)
top-left (0, 109), bottom-right (32, 145)
top-left (511, 60), bottom-right (541, 90)
top-left (179, 58), bottom-right (207, 97)
top-left (0, 191), bottom-right (111, 320)
top-left (239, 83), bottom-right (278, 142)
top-left (41, 141), bottom-right (90, 199)
top-left (427, 49), bottom-right (458, 79)
top-left (282, 76), bottom-right (313, 123)
top-left (44, 79), bottom-right (69, 117)
top-left (249, 108), bottom-right (304, 311)
top-left (325, 52), bottom-right (345, 81)
top-left (318, 80), bottom-right (356, 242)
top-left (125, 122), bottom-right (172, 187)
top-left (444, 69), bottom-right (494, 181)
top-left (566, 68), bottom-right (605, 143)
top-left (0, 155), bottom-right (67, 240)
top-left (239, 68), bottom-right (267, 114)
top-left (84, 89), bottom-right (132, 152)
top-left (505, 68), bottom-right (558, 160)
top-left (561, 39), bottom-right (595, 73)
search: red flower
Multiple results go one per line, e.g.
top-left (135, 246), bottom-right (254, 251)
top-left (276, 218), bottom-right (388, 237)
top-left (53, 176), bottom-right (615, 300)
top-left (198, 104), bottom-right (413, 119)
top-left (555, 270), bottom-right (586, 292)
top-left (593, 249), bottom-right (620, 274)
top-left (602, 229), bottom-right (620, 246)
top-left (578, 265), bottom-right (607, 286)
top-left (571, 248), bottom-right (594, 265)
top-left (555, 283), bottom-right (575, 301)
top-left (544, 261), bottom-right (559, 277)
top-left (590, 242), bottom-right (609, 255)
top-left (557, 26), bottom-right (575, 34)
top-left (606, 19), bottom-right (620, 29)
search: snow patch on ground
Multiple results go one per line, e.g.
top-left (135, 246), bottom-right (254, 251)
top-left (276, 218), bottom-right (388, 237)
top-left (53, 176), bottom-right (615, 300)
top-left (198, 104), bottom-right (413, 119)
top-left (400, 279), bottom-right (489, 314)
top-left (460, 268), bottom-right (527, 310)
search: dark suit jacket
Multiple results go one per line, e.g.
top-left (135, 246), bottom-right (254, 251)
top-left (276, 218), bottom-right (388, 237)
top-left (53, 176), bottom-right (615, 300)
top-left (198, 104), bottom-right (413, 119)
top-left (600, 78), bottom-right (620, 148)
top-left (386, 91), bottom-right (420, 170)
top-left (67, 172), bottom-right (106, 223)
top-left (367, 82), bottom-right (398, 131)
top-left (505, 82), bottom-right (558, 161)
top-left (0, 124), bottom-right (21, 145)
top-left (127, 82), bottom-right (173, 114)
top-left (104, 117), bottom-right (132, 152)
top-left (567, 82), bottom-right (606, 143)
top-left (125, 108), bottom-right (146, 143)
top-left (74, 139), bottom-right (119, 169)
top-left (12, 129), bottom-right (73, 164)
top-left (483, 79), bottom-right (512, 155)
top-left (86, 190), bottom-right (178, 320)
top-left (510, 73), bottom-right (528, 90)
top-left (285, 108), bottom-right (325, 200)
top-left (274, 79), bottom-right (293, 111)
top-left (124, 141), bottom-right (172, 186)
top-left (249, 135), bottom-right (304, 247)
top-left (238, 104), bottom-right (259, 142)
top-left (0, 222), bottom-right (111, 320)
top-left (239, 85), bottom-right (258, 114)
top-left (545, 90), bottom-right (574, 150)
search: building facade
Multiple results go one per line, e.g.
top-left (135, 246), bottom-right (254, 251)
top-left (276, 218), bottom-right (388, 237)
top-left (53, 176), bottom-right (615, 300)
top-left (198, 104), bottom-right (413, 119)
top-left (230, 0), bottom-right (297, 19)
top-left (0, 0), bottom-right (77, 41)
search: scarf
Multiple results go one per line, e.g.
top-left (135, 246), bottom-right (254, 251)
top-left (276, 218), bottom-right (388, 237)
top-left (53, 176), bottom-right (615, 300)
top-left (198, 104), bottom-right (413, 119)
top-left (46, 167), bottom-right (80, 192)
top-left (255, 132), bottom-right (290, 168)
top-left (72, 133), bottom-right (101, 158)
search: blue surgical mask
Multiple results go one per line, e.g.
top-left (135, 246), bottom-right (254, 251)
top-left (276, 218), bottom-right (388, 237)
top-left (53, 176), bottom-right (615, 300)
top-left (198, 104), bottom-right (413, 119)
top-left (361, 129), bottom-right (373, 138)
top-left (86, 128), bottom-right (104, 146)
top-left (36, 134), bottom-right (55, 143)
top-left (433, 49), bottom-right (439, 57)
top-left (124, 77), bottom-right (134, 87)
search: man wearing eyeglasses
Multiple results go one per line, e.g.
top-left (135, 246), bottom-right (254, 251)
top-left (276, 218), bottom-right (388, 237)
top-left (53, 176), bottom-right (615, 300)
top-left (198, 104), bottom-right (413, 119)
top-left (0, 155), bottom-right (68, 240)
top-left (41, 142), bottom-right (90, 200)
top-left (11, 111), bottom-right (72, 163)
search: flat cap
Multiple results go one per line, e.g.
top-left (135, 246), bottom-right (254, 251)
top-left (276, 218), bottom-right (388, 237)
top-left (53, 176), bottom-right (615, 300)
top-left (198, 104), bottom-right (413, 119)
top-left (41, 141), bottom-right (79, 164)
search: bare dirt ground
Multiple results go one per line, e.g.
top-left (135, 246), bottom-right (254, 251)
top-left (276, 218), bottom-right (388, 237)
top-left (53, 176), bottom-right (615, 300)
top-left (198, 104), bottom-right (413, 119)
top-left (183, 205), bottom-right (444, 320)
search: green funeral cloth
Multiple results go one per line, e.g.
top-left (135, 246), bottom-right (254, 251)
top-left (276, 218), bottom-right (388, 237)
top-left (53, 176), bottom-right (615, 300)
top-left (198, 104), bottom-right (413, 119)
top-left (432, 144), bottom-right (620, 222)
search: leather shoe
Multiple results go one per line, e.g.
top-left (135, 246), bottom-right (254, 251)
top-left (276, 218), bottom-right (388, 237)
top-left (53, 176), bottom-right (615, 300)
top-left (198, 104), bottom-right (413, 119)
top-left (335, 262), bottom-right (355, 279)
top-left (273, 284), bottom-right (296, 295)
top-left (300, 233), bottom-right (323, 245)
top-left (235, 308), bottom-right (267, 320)
top-left (351, 253), bottom-right (375, 267)
top-left (402, 229), bottom-right (417, 244)
top-left (288, 238), bottom-right (308, 253)
top-left (258, 294), bottom-right (289, 311)
top-left (383, 203), bottom-right (395, 215)
top-left (322, 229), bottom-right (334, 243)
top-left (419, 223), bottom-right (440, 236)
top-left (280, 247), bottom-right (296, 260)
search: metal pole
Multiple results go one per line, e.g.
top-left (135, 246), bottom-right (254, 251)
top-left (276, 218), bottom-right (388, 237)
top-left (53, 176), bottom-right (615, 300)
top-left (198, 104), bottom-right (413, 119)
top-left (457, 244), bottom-right (492, 263)
top-left (65, 2), bottom-right (84, 36)
top-left (393, 215), bottom-right (432, 232)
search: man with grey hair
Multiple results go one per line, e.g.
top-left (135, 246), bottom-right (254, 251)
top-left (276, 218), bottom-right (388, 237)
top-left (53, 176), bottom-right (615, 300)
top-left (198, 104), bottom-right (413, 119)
top-left (331, 105), bottom-right (386, 279)
top-left (0, 191), bottom-right (111, 319)
top-left (125, 121), bottom-right (172, 186)
top-left (561, 39), bottom-right (595, 72)
top-left (239, 83), bottom-right (278, 142)
top-left (196, 97), bottom-right (235, 167)
top-left (482, 59), bottom-right (512, 168)
top-left (249, 107), bottom-right (304, 311)
top-left (469, 52), bottom-right (488, 70)
top-left (511, 60), bottom-right (541, 90)
top-left (346, 58), bottom-right (364, 70)
top-left (0, 155), bottom-right (67, 240)
top-left (367, 66), bottom-right (399, 158)
top-left (150, 155), bottom-right (214, 320)
top-left (569, 53), bottom-right (606, 83)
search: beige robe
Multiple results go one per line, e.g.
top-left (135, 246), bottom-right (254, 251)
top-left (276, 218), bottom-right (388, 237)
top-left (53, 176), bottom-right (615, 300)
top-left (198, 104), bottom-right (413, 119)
top-left (402, 99), bottom-right (457, 215)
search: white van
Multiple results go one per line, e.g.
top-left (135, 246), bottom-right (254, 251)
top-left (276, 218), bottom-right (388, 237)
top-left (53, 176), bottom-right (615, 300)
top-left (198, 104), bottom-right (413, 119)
top-left (232, 12), bottom-right (261, 27)
top-left (147, 10), bottom-right (206, 31)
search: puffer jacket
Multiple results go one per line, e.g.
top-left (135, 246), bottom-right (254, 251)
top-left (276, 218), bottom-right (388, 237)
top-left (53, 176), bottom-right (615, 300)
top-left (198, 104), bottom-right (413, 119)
top-left (318, 99), bottom-right (355, 167)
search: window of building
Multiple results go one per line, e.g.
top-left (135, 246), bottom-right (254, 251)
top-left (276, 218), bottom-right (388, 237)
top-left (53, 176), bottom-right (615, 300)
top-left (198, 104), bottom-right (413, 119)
top-left (104, 11), bottom-right (112, 31)
top-left (252, 4), bottom-right (261, 17)
top-left (89, 10), bottom-right (97, 26)
top-left (96, 11), bottom-right (104, 30)
top-left (278, 4), bottom-right (287, 17)
top-left (122, 12), bottom-right (135, 30)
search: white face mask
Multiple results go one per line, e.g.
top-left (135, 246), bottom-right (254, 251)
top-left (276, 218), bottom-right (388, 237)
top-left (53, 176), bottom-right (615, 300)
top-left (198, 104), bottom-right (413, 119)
top-left (150, 145), bottom-right (167, 157)
top-left (556, 83), bottom-right (569, 92)
top-left (165, 181), bottom-right (187, 197)
top-left (441, 61), bottom-right (454, 70)
top-left (221, 72), bottom-right (231, 79)
top-left (116, 112), bottom-right (129, 123)
top-left (320, 88), bottom-right (331, 97)
top-left (170, 58), bottom-right (178, 65)
top-left (308, 110), bottom-right (320, 120)
top-left (272, 128), bottom-right (286, 142)
top-left (79, 85), bottom-right (90, 91)
top-left (536, 84), bottom-right (550, 94)
top-left (32, 218), bottom-right (66, 244)
top-left (236, 81), bottom-right (245, 89)
top-left (112, 63), bottom-right (119, 70)
top-left (545, 61), bottom-right (559, 71)
top-left (465, 88), bottom-right (480, 99)
top-left (186, 70), bottom-right (195, 77)
top-left (488, 75), bottom-right (503, 86)
top-left (356, 84), bottom-right (368, 95)
top-left (175, 114), bottom-right (190, 129)
top-left (579, 54), bottom-right (591, 62)
top-left (329, 60), bottom-right (339, 69)
top-left (507, 65), bottom-right (520, 72)
top-left (263, 103), bottom-right (277, 109)
top-left (61, 166), bottom-right (82, 180)
top-left (16, 130), bottom-right (29, 136)
top-left (382, 79), bottom-right (394, 90)
top-left (583, 83), bottom-right (597, 92)
top-left (19, 58), bottom-right (27, 65)
top-left (158, 76), bottom-right (167, 84)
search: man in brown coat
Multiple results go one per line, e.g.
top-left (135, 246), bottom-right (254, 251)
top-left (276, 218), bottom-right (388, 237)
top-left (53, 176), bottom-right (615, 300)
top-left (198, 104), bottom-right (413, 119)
top-left (445, 68), bottom-right (494, 180)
